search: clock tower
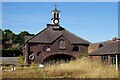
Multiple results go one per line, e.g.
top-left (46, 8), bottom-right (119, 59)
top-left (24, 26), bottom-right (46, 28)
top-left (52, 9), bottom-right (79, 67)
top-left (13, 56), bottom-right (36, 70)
top-left (51, 4), bottom-right (61, 25)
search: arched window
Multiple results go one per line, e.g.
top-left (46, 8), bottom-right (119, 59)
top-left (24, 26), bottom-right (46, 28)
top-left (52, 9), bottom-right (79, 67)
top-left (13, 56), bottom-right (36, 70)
top-left (37, 53), bottom-right (40, 56)
top-left (73, 46), bottom-right (79, 51)
top-left (59, 39), bottom-right (65, 49)
top-left (57, 13), bottom-right (59, 18)
top-left (54, 13), bottom-right (56, 18)
top-left (43, 46), bottom-right (50, 52)
top-left (37, 51), bottom-right (42, 56)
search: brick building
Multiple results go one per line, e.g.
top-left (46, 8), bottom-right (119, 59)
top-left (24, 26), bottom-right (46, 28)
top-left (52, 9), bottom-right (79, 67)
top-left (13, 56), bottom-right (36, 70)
top-left (89, 38), bottom-right (120, 70)
top-left (23, 7), bottom-right (90, 64)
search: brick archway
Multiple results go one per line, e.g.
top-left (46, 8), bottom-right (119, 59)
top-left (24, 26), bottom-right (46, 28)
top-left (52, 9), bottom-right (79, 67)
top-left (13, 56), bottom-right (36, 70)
top-left (41, 53), bottom-right (76, 64)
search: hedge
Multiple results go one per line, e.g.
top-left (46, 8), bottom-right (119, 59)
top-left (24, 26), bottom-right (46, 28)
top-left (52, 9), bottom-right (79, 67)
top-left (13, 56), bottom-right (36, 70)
top-left (0, 49), bottom-right (22, 57)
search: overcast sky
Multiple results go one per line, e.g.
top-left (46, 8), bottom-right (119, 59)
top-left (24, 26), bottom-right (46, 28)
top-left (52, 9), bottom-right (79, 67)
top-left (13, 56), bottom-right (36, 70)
top-left (2, 2), bottom-right (118, 43)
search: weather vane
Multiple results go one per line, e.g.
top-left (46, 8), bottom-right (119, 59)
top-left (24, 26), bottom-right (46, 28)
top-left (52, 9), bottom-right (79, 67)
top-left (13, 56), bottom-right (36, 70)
top-left (55, 4), bottom-right (57, 9)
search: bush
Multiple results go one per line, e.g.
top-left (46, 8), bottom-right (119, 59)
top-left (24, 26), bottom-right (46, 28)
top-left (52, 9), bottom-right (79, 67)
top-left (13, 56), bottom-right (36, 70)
top-left (82, 52), bottom-right (88, 57)
top-left (18, 55), bottom-right (24, 64)
top-left (2, 49), bottom-right (22, 57)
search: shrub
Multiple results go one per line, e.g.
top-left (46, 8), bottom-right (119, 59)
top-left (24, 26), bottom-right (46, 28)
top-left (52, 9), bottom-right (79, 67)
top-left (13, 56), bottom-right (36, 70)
top-left (2, 49), bottom-right (22, 57)
top-left (18, 55), bottom-right (24, 64)
top-left (82, 52), bottom-right (88, 57)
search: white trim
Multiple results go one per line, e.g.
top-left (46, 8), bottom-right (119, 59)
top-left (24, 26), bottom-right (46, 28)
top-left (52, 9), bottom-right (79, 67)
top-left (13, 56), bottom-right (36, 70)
top-left (115, 54), bottom-right (118, 71)
top-left (29, 55), bottom-right (35, 60)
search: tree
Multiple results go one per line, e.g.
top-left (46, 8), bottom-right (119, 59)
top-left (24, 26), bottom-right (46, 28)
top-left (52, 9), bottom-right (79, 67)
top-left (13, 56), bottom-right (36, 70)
top-left (2, 29), bottom-right (14, 42)
top-left (0, 29), bottom-right (2, 39)
top-left (13, 31), bottom-right (34, 46)
top-left (2, 29), bottom-right (34, 48)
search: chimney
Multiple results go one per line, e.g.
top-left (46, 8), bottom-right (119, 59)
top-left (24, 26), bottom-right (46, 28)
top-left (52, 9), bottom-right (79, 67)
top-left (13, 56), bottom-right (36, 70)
top-left (112, 37), bottom-right (117, 41)
top-left (112, 37), bottom-right (120, 41)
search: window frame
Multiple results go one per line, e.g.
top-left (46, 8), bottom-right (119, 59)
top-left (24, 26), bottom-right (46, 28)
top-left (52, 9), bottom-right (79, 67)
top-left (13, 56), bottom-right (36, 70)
top-left (43, 46), bottom-right (51, 52)
top-left (73, 46), bottom-right (79, 51)
top-left (59, 39), bottom-right (66, 50)
top-left (101, 55), bottom-right (108, 62)
top-left (110, 55), bottom-right (116, 64)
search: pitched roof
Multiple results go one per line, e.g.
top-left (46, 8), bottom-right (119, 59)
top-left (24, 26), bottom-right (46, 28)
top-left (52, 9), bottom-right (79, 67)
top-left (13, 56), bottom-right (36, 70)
top-left (89, 40), bottom-right (114, 49)
top-left (89, 40), bottom-right (120, 56)
top-left (51, 8), bottom-right (61, 13)
top-left (24, 36), bottom-right (34, 42)
top-left (26, 25), bottom-right (90, 44)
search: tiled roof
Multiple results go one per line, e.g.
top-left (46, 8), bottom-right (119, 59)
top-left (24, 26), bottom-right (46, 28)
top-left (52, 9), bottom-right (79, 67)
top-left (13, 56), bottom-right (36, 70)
top-left (26, 25), bottom-right (90, 44)
top-left (89, 40), bottom-right (120, 56)
top-left (24, 36), bottom-right (33, 42)
top-left (89, 40), bottom-right (114, 49)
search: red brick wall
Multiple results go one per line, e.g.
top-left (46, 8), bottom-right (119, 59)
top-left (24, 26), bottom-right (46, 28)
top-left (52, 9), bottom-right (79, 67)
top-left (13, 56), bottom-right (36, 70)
top-left (89, 55), bottom-right (112, 64)
top-left (25, 35), bottom-right (89, 64)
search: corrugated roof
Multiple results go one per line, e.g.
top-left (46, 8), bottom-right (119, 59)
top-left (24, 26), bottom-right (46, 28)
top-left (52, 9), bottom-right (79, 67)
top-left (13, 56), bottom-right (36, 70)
top-left (89, 41), bottom-right (120, 56)
top-left (26, 26), bottom-right (90, 44)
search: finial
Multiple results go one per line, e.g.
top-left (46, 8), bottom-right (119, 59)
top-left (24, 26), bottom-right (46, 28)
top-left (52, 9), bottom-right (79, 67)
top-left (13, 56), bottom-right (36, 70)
top-left (55, 4), bottom-right (57, 10)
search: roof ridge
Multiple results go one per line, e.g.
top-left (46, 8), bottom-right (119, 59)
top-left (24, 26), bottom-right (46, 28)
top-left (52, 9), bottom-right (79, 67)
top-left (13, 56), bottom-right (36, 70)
top-left (92, 40), bottom-right (113, 44)
top-left (64, 29), bottom-right (90, 44)
top-left (89, 42), bottom-right (116, 55)
top-left (26, 27), bottom-right (49, 43)
top-left (50, 34), bottom-right (62, 43)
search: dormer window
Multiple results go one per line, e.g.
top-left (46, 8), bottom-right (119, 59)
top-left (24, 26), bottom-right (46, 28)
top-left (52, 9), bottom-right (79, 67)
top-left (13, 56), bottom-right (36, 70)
top-left (59, 39), bottom-right (65, 49)
top-left (99, 44), bottom-right (103, 48)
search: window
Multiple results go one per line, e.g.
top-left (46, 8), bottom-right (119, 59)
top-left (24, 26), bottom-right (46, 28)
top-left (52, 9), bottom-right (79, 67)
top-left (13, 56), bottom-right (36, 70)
top-left (99, 44), bottom-right (103, 48)
top-left (110, 55), bottom-right (116, 64)
top-left (37, 51), bottom-right (42, 56)
top-left (57, 13), bottom-right (59, 18)
top-left (101, 55), bottom-right (108, 62)
top-left (73, 46), bottom-right (79, 51)
top-left (37, 53), bottom-right (39, 56)
top-left (54, 13), bottom-right (56, 18)
top-left (59, 39), bottom-right (65, 49)
top-left (43, 46), bottom-right (50, 52)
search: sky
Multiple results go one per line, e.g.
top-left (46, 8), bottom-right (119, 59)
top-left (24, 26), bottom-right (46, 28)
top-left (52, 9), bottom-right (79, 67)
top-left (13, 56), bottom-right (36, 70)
top-left (2, 2), bottom-right (118, 43)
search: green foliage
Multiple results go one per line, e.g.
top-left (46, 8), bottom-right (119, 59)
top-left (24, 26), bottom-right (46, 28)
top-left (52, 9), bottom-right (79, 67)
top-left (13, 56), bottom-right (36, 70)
top-left (2, 49), bottom-right (22, 57)
top-left (7, 44), bottom-right (21, 51)
top-left (2, 29), bottom-right (14, 42)
top-left (1, 29), bottom-right (34, 46)
top-left (1, 29), bottom-right (34, 57)
top-left (19, 55), bottom-right (24, 64)
top-left (13, 31), bottom-right (34, 46)
top-left (82, 52), bottom-right (88, 57)
top-left (0, 29), bottom-right (2, 39)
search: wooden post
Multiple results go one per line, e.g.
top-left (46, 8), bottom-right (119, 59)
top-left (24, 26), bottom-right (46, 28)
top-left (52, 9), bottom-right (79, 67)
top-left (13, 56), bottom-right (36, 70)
top-left (116, 54), bottom-right (118, 71)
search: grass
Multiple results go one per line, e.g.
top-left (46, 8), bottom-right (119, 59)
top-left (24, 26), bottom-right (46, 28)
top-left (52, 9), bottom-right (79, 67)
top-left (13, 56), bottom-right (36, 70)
top-left (2, 57), bottom-right (118, 78)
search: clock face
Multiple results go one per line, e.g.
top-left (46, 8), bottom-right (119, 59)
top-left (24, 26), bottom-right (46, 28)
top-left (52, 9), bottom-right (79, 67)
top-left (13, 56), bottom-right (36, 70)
top-left (53, 19), bottom-right (59, 24)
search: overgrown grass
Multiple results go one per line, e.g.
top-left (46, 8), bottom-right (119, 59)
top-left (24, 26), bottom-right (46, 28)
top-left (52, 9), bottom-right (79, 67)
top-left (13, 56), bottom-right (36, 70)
top-left (43, 57), bottom-right (118, 78)
top-left (2, 57), bottom-right (118, 78)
